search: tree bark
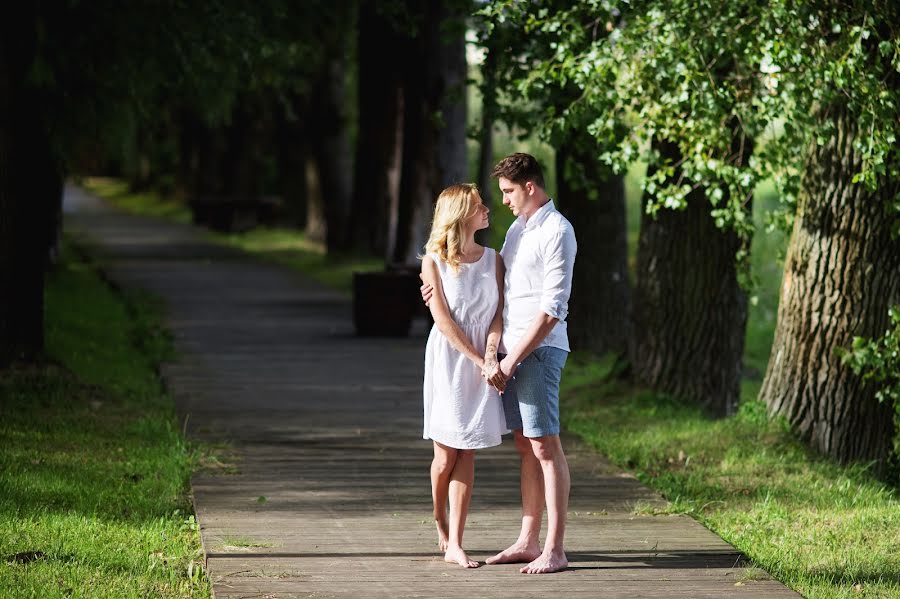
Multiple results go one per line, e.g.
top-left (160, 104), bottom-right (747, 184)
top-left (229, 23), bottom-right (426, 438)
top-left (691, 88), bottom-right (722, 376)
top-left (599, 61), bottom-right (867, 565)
top-left (0, 14), bottom-right (54, 366)
top-left (760, 105), bottom-right (899, 467)
top-left (304, 154), bottom-right (327, 244)
top-left (274, 98), bottom-right (309, 229)
top-left (630, 138), bottom-right (749, 416)
top-left (556, 144), bottom-right (631, 355)
top-left (310, 51), bottom-right (353, 253)
top-left (350, 0), bottom-right (405, 257)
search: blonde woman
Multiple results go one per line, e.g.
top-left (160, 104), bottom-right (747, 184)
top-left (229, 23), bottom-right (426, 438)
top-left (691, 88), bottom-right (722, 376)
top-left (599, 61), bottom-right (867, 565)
top-left (421, 183), bottom-right (507, 568)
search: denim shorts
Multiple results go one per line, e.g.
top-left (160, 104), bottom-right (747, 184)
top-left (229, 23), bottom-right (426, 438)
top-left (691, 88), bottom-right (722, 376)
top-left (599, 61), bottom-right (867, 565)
top-left (501, 346), bottom-right (568, 438)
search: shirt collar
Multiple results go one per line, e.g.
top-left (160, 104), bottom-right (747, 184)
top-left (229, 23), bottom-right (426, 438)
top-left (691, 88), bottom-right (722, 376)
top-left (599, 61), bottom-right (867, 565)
top-left (522, 199), bottom-right (556, 230)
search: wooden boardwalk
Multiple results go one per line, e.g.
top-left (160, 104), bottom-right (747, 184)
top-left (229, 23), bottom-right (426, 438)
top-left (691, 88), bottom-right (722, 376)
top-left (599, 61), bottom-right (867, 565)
top-left (65, 184), bottom-right (798, 598)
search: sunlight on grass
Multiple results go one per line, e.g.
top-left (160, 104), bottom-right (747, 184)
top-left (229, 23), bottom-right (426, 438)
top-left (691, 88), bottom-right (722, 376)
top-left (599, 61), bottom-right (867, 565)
top-left (0, 240), bottom-right (209, 598)
top-left (81, 177), bottom-right (191, 224)
top-left (81, 179), bottom-right (383, 295)
top-left (561, 357), bottom-right (900, 599)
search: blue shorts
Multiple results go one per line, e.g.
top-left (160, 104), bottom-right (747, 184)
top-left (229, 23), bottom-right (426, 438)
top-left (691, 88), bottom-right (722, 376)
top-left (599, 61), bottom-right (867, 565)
top-left (501, 346), bottom-right (568, 438)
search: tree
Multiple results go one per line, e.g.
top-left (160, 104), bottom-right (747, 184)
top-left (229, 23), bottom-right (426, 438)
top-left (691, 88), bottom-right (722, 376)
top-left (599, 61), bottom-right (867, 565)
top-left (630, 137), bottom-right (750, 415)
top-left (0, 1), bottom-right (264, 367)
top-left (0, 6), bottom-right (53, 365)
top-left (757, 2), bottom-right (900, 466)
top-left (349, 1), bottom-right (408, 257)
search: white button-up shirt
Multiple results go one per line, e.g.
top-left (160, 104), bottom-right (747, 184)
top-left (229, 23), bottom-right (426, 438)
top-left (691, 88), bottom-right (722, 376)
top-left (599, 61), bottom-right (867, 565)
top-left (499, 200), bottom-right (577, 354)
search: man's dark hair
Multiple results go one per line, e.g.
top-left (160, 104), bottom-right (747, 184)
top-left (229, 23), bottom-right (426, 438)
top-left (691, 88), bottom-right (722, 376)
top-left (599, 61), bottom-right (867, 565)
top-left (490, 153), bottom-right (545, 189)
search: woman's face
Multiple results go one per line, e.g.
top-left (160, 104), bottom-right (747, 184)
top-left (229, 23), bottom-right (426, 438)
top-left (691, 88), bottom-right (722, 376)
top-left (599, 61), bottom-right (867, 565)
top-left (464, 193), bottom-right (490, 232)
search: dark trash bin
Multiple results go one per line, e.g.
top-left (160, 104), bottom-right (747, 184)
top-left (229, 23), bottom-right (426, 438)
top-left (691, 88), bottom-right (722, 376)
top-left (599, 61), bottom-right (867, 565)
top-left (353, 266), bottom-right (422, 337)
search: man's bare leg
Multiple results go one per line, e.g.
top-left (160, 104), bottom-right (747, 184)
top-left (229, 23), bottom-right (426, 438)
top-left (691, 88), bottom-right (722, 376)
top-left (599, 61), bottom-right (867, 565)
top-left (521, 435), bottom-right (569, 574)
top-left (431, 442), bottom-right (458, 552)
top-left (486, 430), bottom-right (544, 564)
top-left (444, 450), bottom-right (479, 568)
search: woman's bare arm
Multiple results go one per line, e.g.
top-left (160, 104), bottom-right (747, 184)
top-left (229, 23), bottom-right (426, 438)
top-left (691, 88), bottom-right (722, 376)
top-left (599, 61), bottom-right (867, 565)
top-left (483, 254), bottom-right (506, 390)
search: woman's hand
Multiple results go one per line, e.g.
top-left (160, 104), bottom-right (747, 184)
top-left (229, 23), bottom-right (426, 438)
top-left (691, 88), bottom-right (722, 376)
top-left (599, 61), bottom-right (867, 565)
top-left (482, 354), bottom-right (506, 392)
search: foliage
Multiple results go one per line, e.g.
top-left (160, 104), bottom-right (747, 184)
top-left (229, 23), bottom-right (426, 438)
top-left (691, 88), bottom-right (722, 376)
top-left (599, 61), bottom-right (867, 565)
top-left (561, 355), bottom-right (900, 598)
top-left (0, 240), bottom-right (208, 597)
top-left (840, 306), bottom-right (900, 423)
top-left (477, 1), bottom-right (900, 236)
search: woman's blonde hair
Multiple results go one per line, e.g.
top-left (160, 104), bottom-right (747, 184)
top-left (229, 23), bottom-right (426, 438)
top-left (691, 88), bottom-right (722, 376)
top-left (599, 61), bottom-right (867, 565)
top-left (424, 183), bottom-right (480, 273)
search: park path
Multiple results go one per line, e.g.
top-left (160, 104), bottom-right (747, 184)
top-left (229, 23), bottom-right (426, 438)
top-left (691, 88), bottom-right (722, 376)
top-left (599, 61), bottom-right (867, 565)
top-left (64, 184), bottom-right (797, 598)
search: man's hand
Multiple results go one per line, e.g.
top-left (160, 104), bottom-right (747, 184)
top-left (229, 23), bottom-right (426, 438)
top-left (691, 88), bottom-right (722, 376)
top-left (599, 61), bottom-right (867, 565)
top-left (500, 355), bottom-right (518, 381)
top-left (418, 273), bottom-right (434, 306)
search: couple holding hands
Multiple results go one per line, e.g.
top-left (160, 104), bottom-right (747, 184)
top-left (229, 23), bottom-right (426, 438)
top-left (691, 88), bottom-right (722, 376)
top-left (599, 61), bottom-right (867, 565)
top-left (420, 153), bottom-right (577, 574)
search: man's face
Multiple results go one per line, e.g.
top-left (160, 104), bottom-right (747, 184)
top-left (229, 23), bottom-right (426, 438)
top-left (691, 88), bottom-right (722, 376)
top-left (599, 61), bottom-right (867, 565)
top-left (498, 177), bottom-right (532, 217)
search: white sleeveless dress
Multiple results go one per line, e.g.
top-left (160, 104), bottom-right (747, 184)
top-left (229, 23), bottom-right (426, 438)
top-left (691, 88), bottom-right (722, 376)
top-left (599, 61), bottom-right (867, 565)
top-left (423, 248), bottom-right (508, 449)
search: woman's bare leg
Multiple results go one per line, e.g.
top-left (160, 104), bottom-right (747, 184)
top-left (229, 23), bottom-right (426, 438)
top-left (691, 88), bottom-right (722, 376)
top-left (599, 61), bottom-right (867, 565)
top-left (444, 449), bottom-right (479, 568)
top-left (431, 442), bottom-right (457, 551)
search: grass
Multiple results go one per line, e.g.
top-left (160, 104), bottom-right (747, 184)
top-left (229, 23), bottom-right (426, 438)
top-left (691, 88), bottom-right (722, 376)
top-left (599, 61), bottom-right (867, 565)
top-left (561, 356), bottom-right (900, 598)
top-left (0, 239), bottom-right (210, 598)
top-left (81, 177), bottom-right (382, 296)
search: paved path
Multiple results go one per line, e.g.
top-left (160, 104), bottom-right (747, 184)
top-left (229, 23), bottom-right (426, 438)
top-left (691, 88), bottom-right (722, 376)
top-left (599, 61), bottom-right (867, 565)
top-left (64, 184), bottom-right (797, 598)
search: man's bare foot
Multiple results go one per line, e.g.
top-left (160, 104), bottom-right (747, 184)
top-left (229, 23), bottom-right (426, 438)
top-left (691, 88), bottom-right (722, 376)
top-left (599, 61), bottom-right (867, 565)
top-left (444, 545), bottom-right (479, 568)
top-left (435, 519), bottom-right (449, 552)
top-left (520, 550), bottom-right (568, 574)
top-left (485, 542), bottom-right (541, 565)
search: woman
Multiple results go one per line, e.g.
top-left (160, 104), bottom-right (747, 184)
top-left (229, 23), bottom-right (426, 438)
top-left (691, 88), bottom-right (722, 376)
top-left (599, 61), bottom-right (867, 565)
top-left (421, 183), bottom-right (507, 569)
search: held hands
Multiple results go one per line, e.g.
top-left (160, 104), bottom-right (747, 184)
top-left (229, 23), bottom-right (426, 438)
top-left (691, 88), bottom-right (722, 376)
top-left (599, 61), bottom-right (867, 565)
top-left (499, 355), bottom-right (518, 381)
top-left (481, 353), bottom-right (507, 392)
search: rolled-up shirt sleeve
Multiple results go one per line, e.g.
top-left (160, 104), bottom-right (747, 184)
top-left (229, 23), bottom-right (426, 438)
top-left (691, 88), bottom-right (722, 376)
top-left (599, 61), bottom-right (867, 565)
top-left (539, 224), bottom-right (577, 321)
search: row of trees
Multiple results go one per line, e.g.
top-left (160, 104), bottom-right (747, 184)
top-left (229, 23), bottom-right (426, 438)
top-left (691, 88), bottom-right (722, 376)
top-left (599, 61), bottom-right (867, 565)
top-left (479, 0), bottom-right (898, 469)
top-left (0, 0), bottom-right (471, 362)
top-left (1, 1), bottom-right (897, 470)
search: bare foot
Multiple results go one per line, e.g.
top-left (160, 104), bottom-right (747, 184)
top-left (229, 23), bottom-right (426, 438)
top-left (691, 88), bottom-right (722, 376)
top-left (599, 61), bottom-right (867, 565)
top-left (485, 541), bottom-right (541, 565)
top-left (435, 519), bottom-right (449, 552)
top-left (444, 545), bottom-right (479, 568)
top-left (520, 550), bottom-right (568, 574)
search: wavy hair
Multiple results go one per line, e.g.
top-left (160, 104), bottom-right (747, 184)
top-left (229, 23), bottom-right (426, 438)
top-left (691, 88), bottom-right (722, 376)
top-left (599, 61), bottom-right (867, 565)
top-left (423, 184), bottom-right (479, 273)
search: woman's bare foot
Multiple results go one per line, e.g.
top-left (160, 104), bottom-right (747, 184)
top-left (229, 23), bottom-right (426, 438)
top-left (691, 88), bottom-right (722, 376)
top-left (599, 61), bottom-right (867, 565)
top-left (435, 518), bottom-right (449, 552)
top-left (485, 541), bottom-right (541, 565)
top-left (520, 549), bottom-right (568, 574)
top-left (444, 545), bottom-right (479, 568)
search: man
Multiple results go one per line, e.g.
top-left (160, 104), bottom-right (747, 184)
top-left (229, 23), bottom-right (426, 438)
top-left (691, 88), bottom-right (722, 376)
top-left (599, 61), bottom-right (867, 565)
top-left (421, 153), bottom-right (577, 574)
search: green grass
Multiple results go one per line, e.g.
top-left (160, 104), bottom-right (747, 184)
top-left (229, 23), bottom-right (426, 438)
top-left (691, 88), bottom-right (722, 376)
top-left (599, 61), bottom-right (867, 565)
top-left (213, 229), bottom-right (382, 296)
top-left (561, 356), bottom-right (900, 598)
top-left (82, 178), bottom-right (192, 224)
top-left (0, 239), bottom-right (210, 598)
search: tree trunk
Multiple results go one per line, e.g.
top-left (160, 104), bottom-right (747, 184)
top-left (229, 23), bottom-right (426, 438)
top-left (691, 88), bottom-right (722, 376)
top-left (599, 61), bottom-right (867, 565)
top-left (275, 98), bottom-right (309, 229)
top-left (393, 0), bottom-right (468, 265)
top-left (630, 138), bottom-right (749, 416)
top-left (304, 155), bottom-right (327, 244)
top-left (350, 0), bottom-right (405, 257)
top-left (760, 105), bottom-right (899, 467)
top-left (0, 31), bottom-right (16, 366)
top-left (556, 144), bottom-right (631, 355)
top-left (311, 51), bottom-right (353, 253)
top-left (0, 16), bottom-right (53, 366)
